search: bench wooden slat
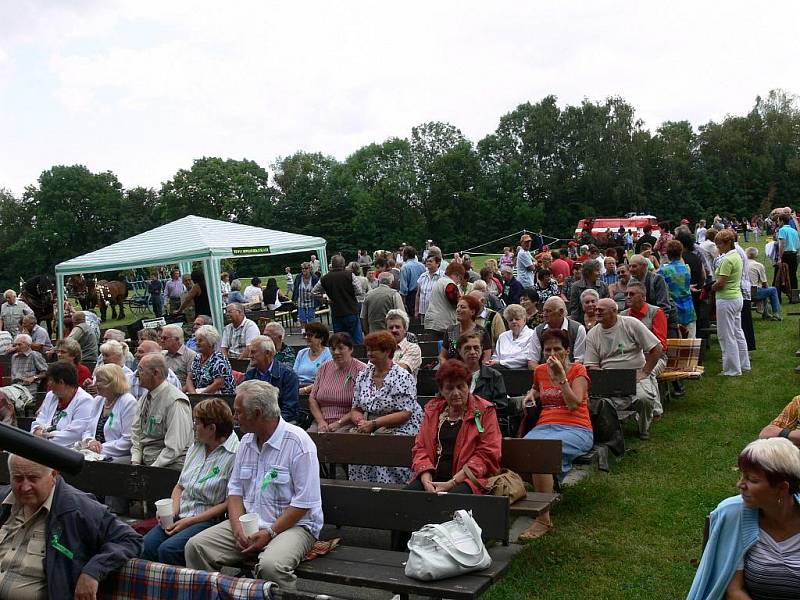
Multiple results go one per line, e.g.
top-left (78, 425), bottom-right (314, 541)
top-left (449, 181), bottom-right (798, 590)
top-left (509, 492), bottom-right (562, 517)
top-left (588, 368), bottom-right (637, 397)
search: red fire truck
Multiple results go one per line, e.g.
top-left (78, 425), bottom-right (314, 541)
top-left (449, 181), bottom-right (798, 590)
top-left (574, 214), bottom-right (661, 240)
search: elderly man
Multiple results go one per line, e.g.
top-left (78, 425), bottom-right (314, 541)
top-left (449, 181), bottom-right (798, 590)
top-left (10, 334), bottom-right (48, 394)
top-left (130, 353), bottom-right (193, 470)
top-left (68, 311), bottom-right (99, 363)
top-left (628, 254), bottom-right (677, 336)
top-left (129, 340), bottom-right (182, 398)
top-left (621, 281), bottom-right (669, 409)
top-left (500, 265), bottom-right (523, 306)
top-left (415, 254), bottom-right (442, 323)
top-left (164, 269), bottom-right (185, 314)
top-left (159, 324), bottom-right (197, 386)
top-left (0, 454), bottom-right (142, 599)
top-left (243, 335), bottom-right (300, 423)
top-left (263, 322), bottom-right (296, 367)
top-left (186, 314), bottom-right (212, 352)
top-left (529, 296), bottom-right (586, 365)
top-left (20, 314), bottom-right (52, 354)
top-left (361, 272), bottom-right (404, 334)
top-left (516, 234), bottom-right (536, 289)
top-left (602, 256), bottom-right (618, 285)
top-left (745, 246), bottom-right (782, 321)
top-left (221, 303), bottom-right (259, 360)
top-left (385, 309), bottom-right (422, 376)
top-left (185, 380), bottom-right (323, 590)
top-left (0, 290), bottom-right (33, 338)
top-left (93, 328), bottom-right (135, 370)
top-left (568, 260), bottom-right (609, 323)
top-left (584, 298), bottom-right (663, 440)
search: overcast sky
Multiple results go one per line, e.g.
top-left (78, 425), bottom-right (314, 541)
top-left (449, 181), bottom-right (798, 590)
top-left (2, 0), bottom-right (799, 195)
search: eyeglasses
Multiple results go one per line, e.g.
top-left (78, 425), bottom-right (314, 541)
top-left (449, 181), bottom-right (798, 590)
top-left (302, 333), bottom-right (316, 338)
top-left (624, 292), bottom-right (639, 297)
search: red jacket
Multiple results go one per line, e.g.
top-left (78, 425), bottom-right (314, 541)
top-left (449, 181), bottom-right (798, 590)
top-left (410, 394), bottom-right (502, 494)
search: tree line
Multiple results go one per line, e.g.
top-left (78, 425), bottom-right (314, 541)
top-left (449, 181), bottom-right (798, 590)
top-left (2, 89), bottom-right (799, 289)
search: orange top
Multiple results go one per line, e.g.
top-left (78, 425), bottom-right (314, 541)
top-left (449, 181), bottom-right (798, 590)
top-left (534, 362), bottom-right (592, 430)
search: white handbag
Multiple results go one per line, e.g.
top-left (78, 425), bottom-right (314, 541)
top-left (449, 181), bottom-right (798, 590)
top-left (404, 509), bottom-right (492, 581)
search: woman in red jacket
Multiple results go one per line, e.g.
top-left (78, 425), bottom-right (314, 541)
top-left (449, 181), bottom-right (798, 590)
top-left (408, 359), bottom-right (502, 494)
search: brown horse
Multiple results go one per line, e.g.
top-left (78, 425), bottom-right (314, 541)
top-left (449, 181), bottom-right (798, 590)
top-left (95, 280), bottom-right (129, 321)
top-left (20, 275), bottom-right (55, 334)
top-left (65, 275), bottom-right (97, 311)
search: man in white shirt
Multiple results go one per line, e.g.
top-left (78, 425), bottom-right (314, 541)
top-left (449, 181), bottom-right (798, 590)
top-left (243, 278), bottom-right (263, 306)
top-left (583, 299), bottom-right (663, 440)
top-left (186, 380), bottom-right (323, 590)
top-left (515, 234), bottom-right (535, 289)
top-left (745, 247), bottom-right (782, 321)
top-left (221, 303), bottom-right (260, 359)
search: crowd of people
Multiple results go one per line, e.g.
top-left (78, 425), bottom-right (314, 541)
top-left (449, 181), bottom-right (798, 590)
top-left (1, 213), bottom-right (800, 598)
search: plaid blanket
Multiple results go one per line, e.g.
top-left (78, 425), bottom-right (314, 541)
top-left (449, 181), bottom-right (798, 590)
top-left (99, 559), bottom-right (274, 600)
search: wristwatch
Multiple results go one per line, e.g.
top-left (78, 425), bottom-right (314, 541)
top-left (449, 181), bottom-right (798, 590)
top-left (266, 525), bottom-right (278, 539)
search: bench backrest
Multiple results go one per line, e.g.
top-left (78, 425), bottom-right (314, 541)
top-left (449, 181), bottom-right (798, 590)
top-left (665, 338), bottom-right (701, 371)
top-left (587, 369), bottom-right (636, 397)
top-left (417, 368), bottom-right (532, 397)
top-left (309, 432), bottom-right (562, 476)
top-left (188, 393), bottom-right (235, 410)
top-left (229, 358), bottom-right (251, 373)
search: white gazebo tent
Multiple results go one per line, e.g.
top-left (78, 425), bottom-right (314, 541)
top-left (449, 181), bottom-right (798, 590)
top-left (54, 215), bottom-right (328, 336)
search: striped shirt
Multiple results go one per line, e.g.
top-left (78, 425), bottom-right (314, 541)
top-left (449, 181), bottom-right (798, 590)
top-left (310, 358), bottom-right (367, 423)
top-left (740, 528), bottom-right (800, 599)
top-left (228, 419), bottom-right (324, 537)
top-left (177, 432), bottom-right (240, 518)
top-left (416, 270), bottom-right (441, 315)
top-left (297, 277), bottom-right (315, 310)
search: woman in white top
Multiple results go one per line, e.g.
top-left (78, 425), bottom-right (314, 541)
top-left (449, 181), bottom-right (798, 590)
top-left (31, 361), bottom-right (96, 447)
top-left (81, 364), bottom-right (138, 460)
top-left (487, 304), bottom-right (534, 369)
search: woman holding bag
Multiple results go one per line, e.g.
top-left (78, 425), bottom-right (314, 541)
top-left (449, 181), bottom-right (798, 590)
top-left (519, 328), bottom-right (593, 541)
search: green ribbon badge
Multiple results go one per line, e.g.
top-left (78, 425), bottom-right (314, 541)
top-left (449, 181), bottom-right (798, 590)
top-left (261, 468), bottom-right (279, 490)
top-left (148, 416), bottom-right (157, 435)
top-left (54, 410), bottom-right (67, 425)
top-left (198, 465), bottom-right (220, 484)
top-left (107, 412), bottom-right (114, 429)
top-left (474, 410), bottom-right (484, 433)
top-left (344, 374), bottom-right (353, 388)
top-left (51, 534), bottom-right (74, 559)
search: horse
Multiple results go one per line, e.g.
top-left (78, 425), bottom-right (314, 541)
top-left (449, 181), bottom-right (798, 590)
top-left (95, 280), bottom-right (129, 321)
top-left (19, 275), bottom-right (55, 334)
top-left (65, 274), bottom-right (97, 311)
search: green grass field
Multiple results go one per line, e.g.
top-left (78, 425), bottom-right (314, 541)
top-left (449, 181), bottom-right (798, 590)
top-left (89, 242), bottom-right (791, 598)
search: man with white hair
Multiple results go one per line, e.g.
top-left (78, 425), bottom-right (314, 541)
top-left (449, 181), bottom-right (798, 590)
top-left (0, 454), bottom-right (142, 599)
top-left (263, 321), bottom-right (296, 367)
top-left (186, 380), bottom-right (323, 590)
top-left (243, 335), bottom-right (300, 422)
top-left (10, 333), bottom-right (48, 394)
top-left (131, 352), bottom-right (192, 470)
top-left (160, 323), bottom-right (197, 386)
top-left (361, 272), bottom-right (404, 334)
top-left (0, 289), bottom-right (33, 338)
top-left (745, 246), bottom-right (782, 321)
top-left (20, 314), bottom-right (52, 353)
top-left (221, 303), bottom-right (259, 360)
top-left (584, 298), bottom-right (663, 440)
top-left (529, 296), bottom-right (586, 365)
top-left (67, 311), bottom-right (99, 363)
top-left (129, 340), bottom-right (182, 398)
top-left (414, 254), bottom-right (442, 323)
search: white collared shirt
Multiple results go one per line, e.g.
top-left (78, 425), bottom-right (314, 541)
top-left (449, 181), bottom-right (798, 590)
top-left (492, 326), bottom-right (535, 368)
top-left (227, 418), bottom-right (323, 537)
top-left (528, 318), bottom-right (587, 364)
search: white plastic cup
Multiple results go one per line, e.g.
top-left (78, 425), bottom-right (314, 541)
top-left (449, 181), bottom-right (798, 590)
top-left (155, 499), bottom-right (174, 529)
top-left (239, 513), bottom-right (260, 537)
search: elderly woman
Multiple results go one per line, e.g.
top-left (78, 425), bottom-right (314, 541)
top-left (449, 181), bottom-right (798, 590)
top-left (185, 325), bottom-right (235, 394)
top-left (659, 240), bottom-right (697, 337)
top-left (578, 288), bottom-right (600, 330)
top-left (292, 262), bottom-right (320, 329)
top-left (568, 259), bottom-right (608, 322)
top-left (308, 332), bottom-right (367, 433)
top-left (439, 294), bottom-right (492, 364)
top-left (457, 332), bottom-right (509, 434)
top-left (142, 398), bottom-right (240, 566)
top-left (385, 309), bottom-right (422, 375)
top-left (227, 279), bottom-right (246, 305)
top-left (80, 364), bottom-right (138, 460)
top-left (31, 361), bottom-right (96, 447)
top-left (519, 328), bottom-right (593, 541)
top-left (294, 321), bottom-right (333, 396)
top-left (409, 359), bottom-right (501, 493)
top-left (55, 338), bottom-right (93, 388)
top-left (534, 268), bottom-right (561, 303)
top-left (424, 262), bottom-right (465, 335)
top-left (688, 438), bottom-right (800, 599)
top-left (713, 228), bottom-right (750, 376)
top-left (85, 339), bottom-right (133, 392)
top-left (519, 288), bottom-right (541, 329)
top-left (348, 331), bottom-right (423, 484)
top-left (487, 304), bottom-right (534, 369)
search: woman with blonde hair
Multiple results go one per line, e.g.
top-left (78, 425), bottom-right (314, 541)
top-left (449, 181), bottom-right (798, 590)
top-left (81, 363), bottom-right (138, 460)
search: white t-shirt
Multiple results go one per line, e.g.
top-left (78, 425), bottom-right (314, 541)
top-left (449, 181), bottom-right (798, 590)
top-left (583, 316), bottom-right (660, 371)
top-left (243, 285), bottom-right (263, 304)
top-left (516, 248), bottom-right (534, 288)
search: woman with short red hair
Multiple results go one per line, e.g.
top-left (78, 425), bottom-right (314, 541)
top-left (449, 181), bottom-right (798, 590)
top-left (409, 359), bottom-right (501, 494)
top-left (348, 331), bottom-right (423, 484)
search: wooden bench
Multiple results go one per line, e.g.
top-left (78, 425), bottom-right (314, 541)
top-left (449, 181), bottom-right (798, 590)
top-left (657, 338), bottom-right (703, 403)
top-left (309, 432), bottom-right (561, 519)
top-left (417, 368), bottom-right (531, 397)
top-left (0, 454), bottom-right (518, 600)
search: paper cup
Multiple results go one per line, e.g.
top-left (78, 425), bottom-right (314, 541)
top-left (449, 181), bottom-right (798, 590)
top-left (239, 513), bottom-right (260, 537)
top-left (155, 499), bottom-right (174, 529)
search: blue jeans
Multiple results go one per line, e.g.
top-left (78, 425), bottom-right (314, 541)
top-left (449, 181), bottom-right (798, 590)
top-left (142, 518), bottom-right (217, 566)
top-left (298, 305), bottom-right (316, 323)
top-left (332, 313), bottom-right (364, 344)
top-left (755, 286), bottom-right (781, 314)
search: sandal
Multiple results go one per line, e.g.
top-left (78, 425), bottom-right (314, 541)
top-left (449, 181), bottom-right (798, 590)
top-left (517, 519), bottom-right (553, 541)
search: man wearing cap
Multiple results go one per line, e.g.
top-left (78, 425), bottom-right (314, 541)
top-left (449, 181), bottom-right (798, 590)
top-left (516, 234), bottom-right (536, 289)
